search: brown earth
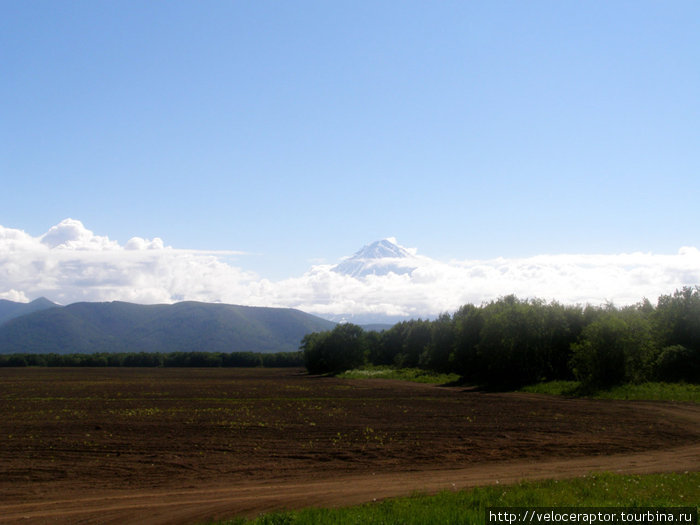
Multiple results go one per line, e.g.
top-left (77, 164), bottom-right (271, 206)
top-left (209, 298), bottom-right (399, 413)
top-left (0, 367), bottom-right (698, 524)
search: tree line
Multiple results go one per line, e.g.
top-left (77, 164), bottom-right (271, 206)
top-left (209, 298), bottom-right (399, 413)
top-left (302, 287), bottom-right (700, 388)
top-left (0, 350), bottom-right (304, 368)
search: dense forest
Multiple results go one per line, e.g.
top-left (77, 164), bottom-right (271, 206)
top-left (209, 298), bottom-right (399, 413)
top-left (302, 287), bottom-right (700, 388)
top-left (0, 350), bottom-right (304, 368)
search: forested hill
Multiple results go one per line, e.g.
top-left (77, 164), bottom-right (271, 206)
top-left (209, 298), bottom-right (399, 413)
top-left (0, 300), bottom-right (336, 354)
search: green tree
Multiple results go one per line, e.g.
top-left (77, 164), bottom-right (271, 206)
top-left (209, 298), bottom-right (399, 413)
top-left (301, 331), bottom-right (330, 374)
top-left (399, 319), bottom-right (432, 368)
top-left (476, 296), bottom-right (550, 387)
top-left (570, 308), bottom-right (655, 388)
top-left (419, 313), bottom-right (455, 372)
top-left (570, 314), bottom-right (627, 387)
top-left (372, 322), bottom-right (410, 365)
top-left (450, 304), bottom-right (483, 379)
top-left (301, 324), bottom-right (366, 374)
top-left (654, 286), bottom-right (700, 351)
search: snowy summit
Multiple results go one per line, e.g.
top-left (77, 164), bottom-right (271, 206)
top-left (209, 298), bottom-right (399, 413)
top-left (333, 238), bottom-right (419, 278)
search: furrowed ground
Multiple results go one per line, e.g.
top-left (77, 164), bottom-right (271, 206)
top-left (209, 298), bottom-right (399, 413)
top-left (0, 368), bottom-right (698, 524)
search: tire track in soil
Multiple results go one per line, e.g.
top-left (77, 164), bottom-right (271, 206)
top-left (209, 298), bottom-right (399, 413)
top-left (1, 401), bottom-right (698, 525)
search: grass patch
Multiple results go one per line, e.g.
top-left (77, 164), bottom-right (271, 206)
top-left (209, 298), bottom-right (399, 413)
top-left (341, 369), bottom-right (699, 402)
top-left (338, 366), bottom-right (460, 385)
top-left (521, 381), bottom-right (700, 403)
top-left (215, 471), bottom-right (699, 525)
top-left (594, 382), bottom-right (700, 403)
top-left (520, 380), bottom-right (580, 396)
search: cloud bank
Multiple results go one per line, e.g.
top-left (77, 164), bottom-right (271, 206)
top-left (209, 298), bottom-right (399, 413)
top-left (1, 219), bottom-right (699, 321)
top-left (0, 219), bottom-right (256, 306)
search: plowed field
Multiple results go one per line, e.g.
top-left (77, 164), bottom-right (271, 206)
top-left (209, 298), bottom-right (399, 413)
top-left (0, 368), bottom-right (698, 524)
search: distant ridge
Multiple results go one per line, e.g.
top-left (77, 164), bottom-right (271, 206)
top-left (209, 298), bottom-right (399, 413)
top-left (0, 300), bottom-right (336, 354)
top-left (0, 297), bottom-right (58, 325)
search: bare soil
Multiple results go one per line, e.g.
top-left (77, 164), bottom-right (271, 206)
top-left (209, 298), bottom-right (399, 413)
top-left (0, 368), bottom-right (697, 524)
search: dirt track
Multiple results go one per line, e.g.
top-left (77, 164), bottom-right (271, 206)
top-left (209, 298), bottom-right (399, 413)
top-left (0, 368), bottom-right (698, 524)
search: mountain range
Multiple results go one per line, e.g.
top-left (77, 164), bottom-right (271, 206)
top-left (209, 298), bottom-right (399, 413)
top-left (0, 300), bottom-right (335, 355)
top-left (0, 238), bottom-right (419, 354)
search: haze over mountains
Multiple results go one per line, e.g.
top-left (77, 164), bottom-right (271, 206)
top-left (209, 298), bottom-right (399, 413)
top-left (0, 238), bottom-right (423, 354)
top-left (2, 220), bottom-right (700, 324)
top-left (0, 300), bottom-right (335, 355)
top-left (0, 297), bottom-right (57, 325)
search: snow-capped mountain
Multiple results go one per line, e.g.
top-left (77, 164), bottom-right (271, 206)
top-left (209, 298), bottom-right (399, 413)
top-left (333, 238), bottom-right (420, 278)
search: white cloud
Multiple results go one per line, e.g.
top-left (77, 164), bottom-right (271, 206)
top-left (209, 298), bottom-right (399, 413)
top-left (1, 220), bottom-right (699, 321)
top-left (0, 220), bottom-right (258, 306)
top-left (124, 236), bottom-right (165, 250)
top-left (258, 245), bottom-right (700, 319)
top-left (41, 218), bottom-right (120, 250)
top-left (0, 289), bottom-right (29, 302)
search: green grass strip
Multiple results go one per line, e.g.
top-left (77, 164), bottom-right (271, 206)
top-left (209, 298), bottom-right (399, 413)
top-left (214, 472), bottom-right (699, 525)
top-left (521, 381), bottom-right (700, 403)
top-left (340, 368), bottom-right (699, 403)
top-left (338, 366), bottom-right (460, 385)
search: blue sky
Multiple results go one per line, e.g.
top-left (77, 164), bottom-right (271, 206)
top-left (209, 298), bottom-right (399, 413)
top-left (2, 1), bottom-right (699, 312)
